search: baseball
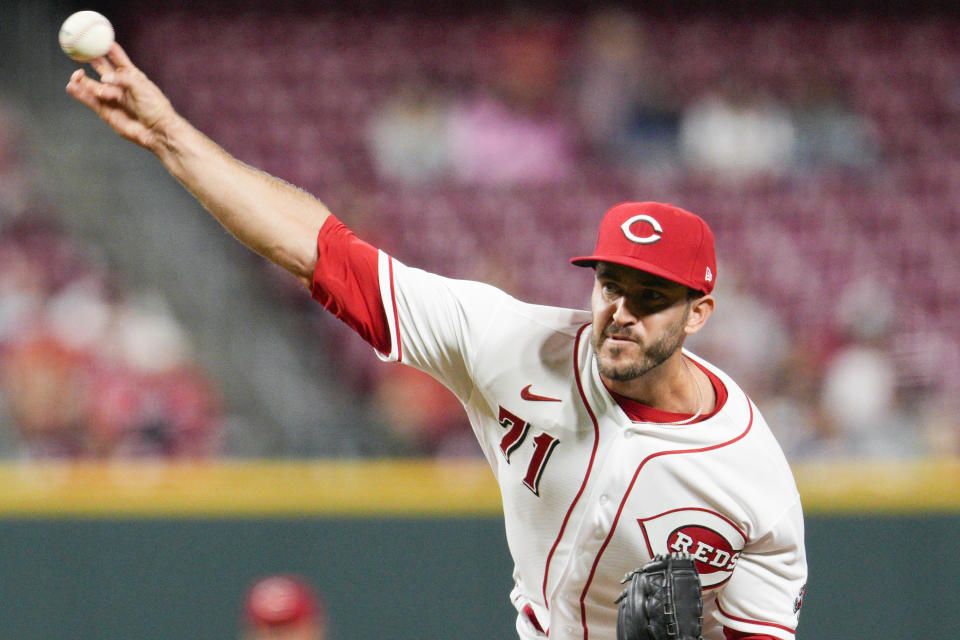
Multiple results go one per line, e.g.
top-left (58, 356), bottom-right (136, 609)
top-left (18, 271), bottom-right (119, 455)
top-left (58, 11), bottom-right (114, 62)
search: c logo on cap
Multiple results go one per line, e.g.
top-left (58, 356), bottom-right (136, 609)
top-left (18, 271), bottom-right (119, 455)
top-left (621, 215), bottom-right (663, 245)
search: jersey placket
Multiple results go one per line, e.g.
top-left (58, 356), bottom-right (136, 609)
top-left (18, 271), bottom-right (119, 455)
top-left (544, 392), bottom-right (644, 639)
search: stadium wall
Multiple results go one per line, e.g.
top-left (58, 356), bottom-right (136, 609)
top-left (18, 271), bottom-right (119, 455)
top-left (0, 460), bottom-right (956, 639)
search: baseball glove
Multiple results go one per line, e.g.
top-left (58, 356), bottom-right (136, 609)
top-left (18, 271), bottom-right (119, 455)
top-left (615, 552), bottom-right (704, 640)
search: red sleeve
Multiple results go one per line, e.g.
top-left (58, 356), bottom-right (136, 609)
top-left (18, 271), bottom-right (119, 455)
top-left (724, 628), bottom-right (779, 640)
top-left (310, 215), bottom-right (391, 353)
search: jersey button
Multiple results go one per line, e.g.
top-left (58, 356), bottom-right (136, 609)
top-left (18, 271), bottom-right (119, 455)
top-left (599, 494), bottom-right (609, 505)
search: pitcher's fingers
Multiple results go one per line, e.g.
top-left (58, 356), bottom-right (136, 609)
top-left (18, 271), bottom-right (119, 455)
top-left (67, 68), bottom-right (86, 86)
top-left (66, 70), bottom-right (105, 108)
top-left (95, 64), bottom-right (141, 88)
top-left (66, 80), bottom-right (100, 111)
top-left (107, 42), bottom-right (136, 69)
top-left (66, 68), bottom-right (93, 96)
top-left (95, 83), bottom-right (125, 103)
top-left (90, 55), bottom-right (117, 79)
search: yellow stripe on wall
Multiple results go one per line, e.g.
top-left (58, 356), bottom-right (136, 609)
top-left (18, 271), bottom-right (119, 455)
top-left (0, 460), bottom-right (503, 518)
top-left (792, 458), bottom-right (960, 514)
top-left (0, 458), bottom-right (955, 518)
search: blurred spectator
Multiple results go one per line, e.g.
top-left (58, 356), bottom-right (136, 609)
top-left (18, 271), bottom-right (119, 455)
top-left (788, 70), bottom-right (880, 172)
top-left (0, 335), bottom-right (89, 457)
top-left (684, 268), bottom-right (837, 460)
top-left (761, 340), bottom-right (834, 460)
top-left (818, 340), bottom-right (908, 456)
top-left (445, 95), bottom-right (574, 186)
top-left (685, 266), bottom-right (790, 399)
top-left (817, 278), bottom-right (919, 457)
top-left (572, 9), bottom-right (681, 172)
top-left (0, 224), bottom-right (45, 345)
top-left (241, 575), bottom-right (325, 640)
top-left (366, 75), bottom-right (452, 185)
top-left (445, 18), bottom-right (575, 185)
top-left (85, 359), bottom-right (221, 458)
top-left (679, 76), bottom-right (797, 181)
top-left (370, 365), bottom-right (477, 457)
top-left (0, 214), bottom-right (222, 459)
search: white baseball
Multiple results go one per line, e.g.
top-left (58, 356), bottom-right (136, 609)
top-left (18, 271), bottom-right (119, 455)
top-left (58, 11), bottom-right (115, 62)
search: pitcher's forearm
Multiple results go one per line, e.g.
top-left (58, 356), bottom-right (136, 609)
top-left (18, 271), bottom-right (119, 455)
top-left (67, 44), bottom-right (329, 288)
top-left (153, 113), bottom-right (328, 287)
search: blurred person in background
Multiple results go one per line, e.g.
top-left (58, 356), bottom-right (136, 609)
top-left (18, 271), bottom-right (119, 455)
top-left (444, 16), bottom-right (575, 185)
top-left (85, 292), bottom-right (222, 458)
top-left (372, 365), bottom-right (479, 457)
top-left (684, 267), bottom-right (830, 460)
top-left (0, 93), bottom-right (224, 459)
top-left (366, 73), bottom-right (452, 185)
top-left (787, 68), bottom-right (880, 174)
top-left (759, 341), bottom-right (833, 460)
top-left (0, 214), bottom-right (222, 459)
top-left (571, 8), bottom-right (682, 174)
top-left (0, 290), bottom-right (222, 459)
top-left (817, 277), bottom-right (918, 458)
top-left (684, 265), bottom-right (790, 401)
top-left (0, 334), bottom-right (89, 457)
top-left (241, 574), bottom-right (325, 640)
top-left (679, 75), bottom-right (797, 181)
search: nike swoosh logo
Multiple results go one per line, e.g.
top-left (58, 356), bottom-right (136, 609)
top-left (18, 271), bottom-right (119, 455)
top-left (521, 385), bottom-right (562, 402)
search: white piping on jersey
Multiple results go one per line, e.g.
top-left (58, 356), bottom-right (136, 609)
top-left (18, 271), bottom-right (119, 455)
top-left (375, 252), bottom-right (402, 363)
top-left (716, 595), bottom-right (797, 637)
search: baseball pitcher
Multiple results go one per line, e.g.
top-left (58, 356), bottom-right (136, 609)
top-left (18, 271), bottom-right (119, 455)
top-left (67, 43), bottom-right (807, 640)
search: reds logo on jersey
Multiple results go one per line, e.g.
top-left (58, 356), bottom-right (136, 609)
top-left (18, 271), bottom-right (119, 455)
top-left (637, 507), bottom-right (746, 588)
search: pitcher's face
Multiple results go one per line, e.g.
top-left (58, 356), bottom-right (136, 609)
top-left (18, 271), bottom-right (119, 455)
top-left (590, 262), bottom-right (693, 382)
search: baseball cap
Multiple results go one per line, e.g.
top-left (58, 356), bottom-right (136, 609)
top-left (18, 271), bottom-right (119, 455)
top-left (244, 575), bottom-right (321, 628)
top-left (570, 202), bottom-right (717, 295)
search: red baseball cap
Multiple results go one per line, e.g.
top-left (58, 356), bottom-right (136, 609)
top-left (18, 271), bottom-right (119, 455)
top-left (570, 202), bottom-right (717, 295)
top-left (244, 575), bottom-right (321, 628)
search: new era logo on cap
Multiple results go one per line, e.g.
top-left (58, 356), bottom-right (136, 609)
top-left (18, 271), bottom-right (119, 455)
top-left (570, 202), bottom-right (717, 295)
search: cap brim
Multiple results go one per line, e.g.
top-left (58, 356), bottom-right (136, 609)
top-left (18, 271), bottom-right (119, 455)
top-left (570, 254), bottom-right (699, 292)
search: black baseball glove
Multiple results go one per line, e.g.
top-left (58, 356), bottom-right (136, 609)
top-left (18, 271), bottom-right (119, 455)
top-left (615, 552), bottom-right (704, 640)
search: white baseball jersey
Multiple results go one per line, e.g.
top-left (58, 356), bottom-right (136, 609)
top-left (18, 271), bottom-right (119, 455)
top-left (311, 218), bottom-right (807, 640)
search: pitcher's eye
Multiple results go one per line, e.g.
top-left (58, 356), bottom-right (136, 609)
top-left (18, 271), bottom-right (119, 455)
top-left (639, 289), bottom-right (666, 302)
top-left (600, 282), bottom-right (621, 298)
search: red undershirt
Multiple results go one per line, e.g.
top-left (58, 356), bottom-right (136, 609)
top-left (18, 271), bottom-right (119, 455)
top-left (608, 358), bottom-right (729, 423)
top-left (310, 218), bottom-right (779, 640)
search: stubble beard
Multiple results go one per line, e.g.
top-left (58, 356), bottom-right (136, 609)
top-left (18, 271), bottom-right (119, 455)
top-left (593, 315), bottom-right (687, 382)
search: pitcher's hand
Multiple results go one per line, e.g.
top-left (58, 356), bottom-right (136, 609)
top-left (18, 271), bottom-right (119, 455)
top-left (66, 42), bottom-right (175, 152)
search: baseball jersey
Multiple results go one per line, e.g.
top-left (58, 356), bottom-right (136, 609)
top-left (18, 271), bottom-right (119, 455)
top-left (311, 217), bottom-right (807, 640)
